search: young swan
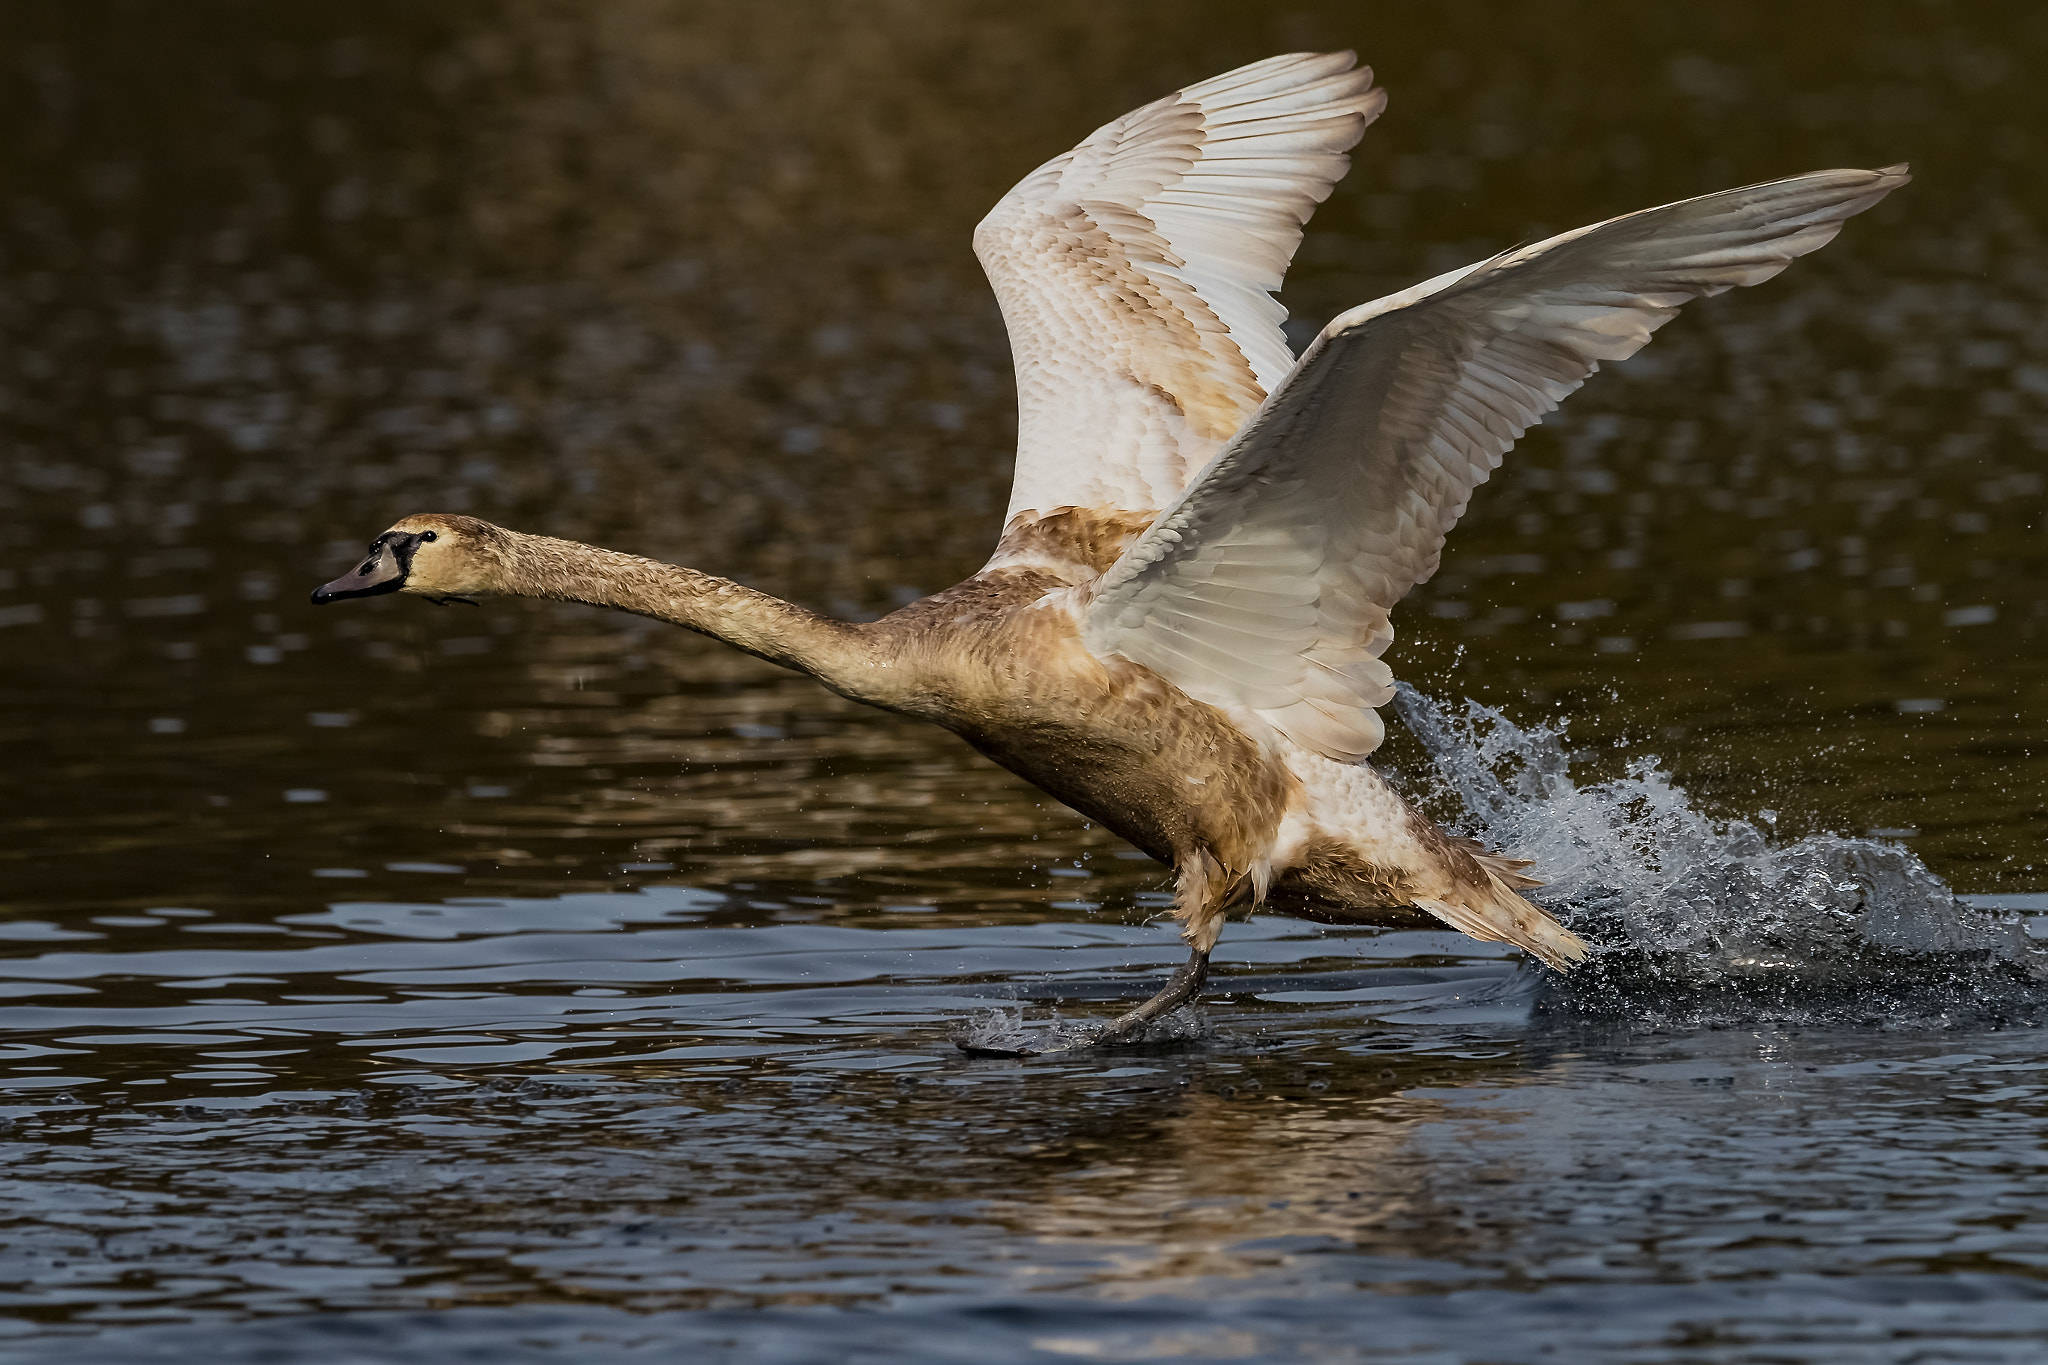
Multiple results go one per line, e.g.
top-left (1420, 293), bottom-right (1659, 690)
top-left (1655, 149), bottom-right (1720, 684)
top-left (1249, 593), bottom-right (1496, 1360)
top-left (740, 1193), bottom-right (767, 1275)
top-left (314, 52), bottom-right (1905, 1052)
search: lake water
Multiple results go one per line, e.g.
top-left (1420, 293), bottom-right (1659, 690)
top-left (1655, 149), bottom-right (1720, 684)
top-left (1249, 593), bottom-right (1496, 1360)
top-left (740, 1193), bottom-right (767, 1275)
top-left (2, 3), bottom-right (2047, 1361)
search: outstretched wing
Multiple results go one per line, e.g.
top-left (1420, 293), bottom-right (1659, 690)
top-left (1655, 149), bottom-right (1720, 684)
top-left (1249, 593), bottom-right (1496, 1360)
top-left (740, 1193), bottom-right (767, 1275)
top-left (1081, 166), bottom-right (1911, 760)
top-left (975, 52), bottom-right (1385, 539)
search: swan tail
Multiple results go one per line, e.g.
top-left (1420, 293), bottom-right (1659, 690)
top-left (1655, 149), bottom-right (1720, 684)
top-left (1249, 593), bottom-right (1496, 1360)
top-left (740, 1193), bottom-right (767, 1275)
top-left (1414, 861), bottom-right (1587, 970)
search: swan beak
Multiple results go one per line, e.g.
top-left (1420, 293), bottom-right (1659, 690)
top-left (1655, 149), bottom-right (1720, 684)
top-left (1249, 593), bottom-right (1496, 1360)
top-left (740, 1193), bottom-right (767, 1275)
top-left (311, 537), bottom-right (411, 604)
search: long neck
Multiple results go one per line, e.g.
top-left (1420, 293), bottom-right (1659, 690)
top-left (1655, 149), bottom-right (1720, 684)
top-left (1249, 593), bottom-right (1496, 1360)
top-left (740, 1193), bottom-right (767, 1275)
top-left (494, 531), bottom-right (871, 681)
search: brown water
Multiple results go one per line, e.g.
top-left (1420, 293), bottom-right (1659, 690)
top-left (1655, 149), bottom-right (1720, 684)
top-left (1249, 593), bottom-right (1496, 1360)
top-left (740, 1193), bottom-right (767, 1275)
top-left (3, 3), bottom-right (2048, 1360)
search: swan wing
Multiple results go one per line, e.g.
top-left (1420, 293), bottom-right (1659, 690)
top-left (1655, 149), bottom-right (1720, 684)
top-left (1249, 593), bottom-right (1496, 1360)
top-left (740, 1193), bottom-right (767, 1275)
top-left (976, 52), bottom-right (1384, 539)
top-left (1082, 165), bottom-right (1911, 760)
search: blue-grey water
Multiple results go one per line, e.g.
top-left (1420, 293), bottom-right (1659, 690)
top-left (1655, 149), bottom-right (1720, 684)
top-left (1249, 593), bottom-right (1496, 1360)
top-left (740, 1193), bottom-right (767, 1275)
top-left (3, 3), bottom-right (2048, 1361)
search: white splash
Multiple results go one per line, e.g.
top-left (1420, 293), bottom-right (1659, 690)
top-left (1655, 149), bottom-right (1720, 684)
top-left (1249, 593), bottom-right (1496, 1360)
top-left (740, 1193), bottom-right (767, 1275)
top-left (1389, 685), bottom-right (2047, 1018)
top-left (955, 1002), bottom-right (1211, 1056)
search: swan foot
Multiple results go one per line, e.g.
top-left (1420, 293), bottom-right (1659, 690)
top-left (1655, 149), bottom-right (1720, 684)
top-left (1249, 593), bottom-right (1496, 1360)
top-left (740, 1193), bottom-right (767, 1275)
top-left (956, 949), bottom-right (1211, 1057)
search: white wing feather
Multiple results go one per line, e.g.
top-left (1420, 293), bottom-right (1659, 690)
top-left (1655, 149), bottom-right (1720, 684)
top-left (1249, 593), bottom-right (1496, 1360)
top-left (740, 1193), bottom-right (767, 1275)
top-left (1082, 166), bottom-right (1911, 761)
top-left (975, 52), bottom-right (1385, 529)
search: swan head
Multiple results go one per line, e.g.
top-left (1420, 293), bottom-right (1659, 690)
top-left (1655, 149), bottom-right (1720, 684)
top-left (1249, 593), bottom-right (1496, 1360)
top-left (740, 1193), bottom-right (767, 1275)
top-left (310, 513), bottom-right (509, 606)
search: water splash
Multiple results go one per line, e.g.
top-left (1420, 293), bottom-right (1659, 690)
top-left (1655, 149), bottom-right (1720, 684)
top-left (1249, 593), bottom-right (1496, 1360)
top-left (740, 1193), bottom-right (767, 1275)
top-left (955, 1004), bottom-right (1211, 1057)
top-left (1390, 685), bottom-right (2048, 1026)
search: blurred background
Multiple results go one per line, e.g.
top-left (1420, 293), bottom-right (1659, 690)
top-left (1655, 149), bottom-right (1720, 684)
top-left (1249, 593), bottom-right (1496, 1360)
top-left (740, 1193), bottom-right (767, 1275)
top-left (2, 0), bottom-right (2043, 926)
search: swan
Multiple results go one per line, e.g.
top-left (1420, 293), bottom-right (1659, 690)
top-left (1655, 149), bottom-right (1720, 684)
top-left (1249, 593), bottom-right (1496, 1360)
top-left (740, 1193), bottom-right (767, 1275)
top-left (312, 52), bottom-right (1905, 1051)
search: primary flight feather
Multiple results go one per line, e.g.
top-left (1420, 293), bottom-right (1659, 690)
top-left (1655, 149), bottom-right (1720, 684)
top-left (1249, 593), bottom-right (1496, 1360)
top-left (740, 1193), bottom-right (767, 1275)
top-left (1083, 164), bottom-right (1909, 763)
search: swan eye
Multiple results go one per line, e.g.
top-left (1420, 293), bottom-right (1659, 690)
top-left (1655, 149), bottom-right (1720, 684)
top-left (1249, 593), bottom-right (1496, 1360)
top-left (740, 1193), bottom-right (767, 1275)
top-left (420, 531), bottom-right (437, 542)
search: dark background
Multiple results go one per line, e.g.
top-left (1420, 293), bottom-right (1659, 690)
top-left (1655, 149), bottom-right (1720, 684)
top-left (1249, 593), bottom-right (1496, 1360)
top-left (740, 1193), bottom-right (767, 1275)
top-left (1, 0), bottom-right (2043, 923)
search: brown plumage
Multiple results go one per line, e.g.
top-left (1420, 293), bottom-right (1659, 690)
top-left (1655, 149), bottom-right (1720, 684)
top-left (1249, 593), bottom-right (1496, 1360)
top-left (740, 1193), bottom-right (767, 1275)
top-left (315, 509), bottom-right (1579, 976)
top-left (313, 51), bottom-right (1906, 1049)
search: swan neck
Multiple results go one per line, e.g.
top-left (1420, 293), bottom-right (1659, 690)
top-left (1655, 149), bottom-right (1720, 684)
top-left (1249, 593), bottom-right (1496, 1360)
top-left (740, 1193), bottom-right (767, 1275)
top-left (496, 532), bottom-right (864, 679)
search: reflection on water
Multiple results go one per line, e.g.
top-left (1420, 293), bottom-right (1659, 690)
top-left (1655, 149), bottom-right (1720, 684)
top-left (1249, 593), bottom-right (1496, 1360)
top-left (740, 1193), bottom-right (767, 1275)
top-left (2, 1), bottom-right (2048, 1359)
top-left (5, 893), bottom-right (2048, 1361)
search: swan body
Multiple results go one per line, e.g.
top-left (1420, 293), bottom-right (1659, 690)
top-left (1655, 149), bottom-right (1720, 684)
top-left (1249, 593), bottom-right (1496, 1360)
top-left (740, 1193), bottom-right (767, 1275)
top-left (314, 52), bottom-right (1906, 1042)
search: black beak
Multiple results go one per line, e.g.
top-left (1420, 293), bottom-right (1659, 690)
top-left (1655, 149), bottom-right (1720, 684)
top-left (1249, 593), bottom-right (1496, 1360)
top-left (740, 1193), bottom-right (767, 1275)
top-left (311, 533), bottom-right (419, 605)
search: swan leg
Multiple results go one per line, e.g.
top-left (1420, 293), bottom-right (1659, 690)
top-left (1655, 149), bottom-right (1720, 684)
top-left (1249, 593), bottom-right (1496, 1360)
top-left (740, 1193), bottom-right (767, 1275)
top-left (1069, 850), bottom-right (1228, 1048)
top-left (956, 947), bottom-right (1212, 1057)
top-left (1084, 946), bottom-right (1211, 1047)
top-left (958, 851), bottom-right (1231, 1057)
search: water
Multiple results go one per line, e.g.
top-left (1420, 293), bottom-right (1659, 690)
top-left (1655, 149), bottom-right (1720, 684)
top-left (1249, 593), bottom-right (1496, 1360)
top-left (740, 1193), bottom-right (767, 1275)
top-left (4, 709), bottom-right (2047, 1365)
top-left (1391, 684), bottom-right (2048, 1028)
top-left (3, 2), bottom-right (2048, 1360)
